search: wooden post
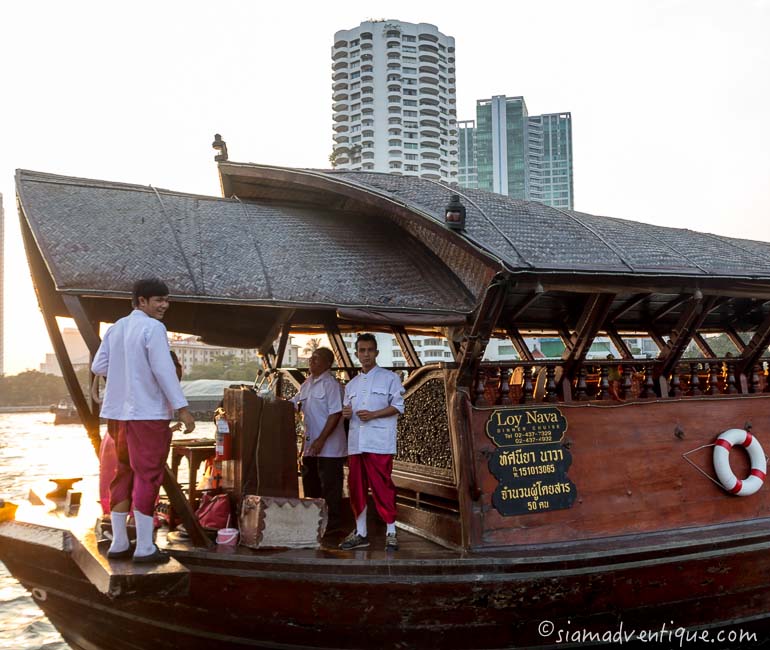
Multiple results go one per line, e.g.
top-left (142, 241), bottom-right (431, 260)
top-left (20, 218), bottom-right (101, 455)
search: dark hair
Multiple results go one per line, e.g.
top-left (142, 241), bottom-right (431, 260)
top-left (314, 347), bottom-right (335, 366)
top-left (132, 278), bottom-right (169, 306)
top-left (355, 333), bottom-right (377, 351)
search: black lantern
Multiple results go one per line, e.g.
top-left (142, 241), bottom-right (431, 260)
top-left (445, 194), bottom-right (466, 231)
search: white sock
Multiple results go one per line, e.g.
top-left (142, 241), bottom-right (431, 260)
top-left (356, 507), bottom-right (368, 537)
top-left (133, 510), bottom-right (156, 557)
top-left (109, 511), bottom-right (129, 553)
top-left (386, 522), bottom-right (396, 535)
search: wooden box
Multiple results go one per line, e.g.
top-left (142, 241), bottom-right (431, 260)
top-left (239, 495), bottom-right (327, 549)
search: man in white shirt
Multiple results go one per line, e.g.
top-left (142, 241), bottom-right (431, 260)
top-left (340, 333), bottom-right (405, 551)
top-left (91, 278), bottom-right (194, 563)
top-left (290, 347), bottom-right (346, 532)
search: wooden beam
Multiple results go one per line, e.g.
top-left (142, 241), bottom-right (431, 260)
top-left (560, 293), bottom-right (616, 380)
top-left (62, 295), bottom-right (101, 357)
top-left (457, 274), bottom-right (509, 386)
top-left (692, 332), bottom-right (716, 359)
top-left (651, 295), bottom-right (691, 323)
top-left (505, 326), bottom-right (534, 362)
top-left (508, 291), bottom-right (542, 321)
top-left (20, 218), bottom-right (101, 456)
top-left (161, 467), bottom-right (213, 549)
top-left (606, 326), bottom-right (634, 360)
top-left (608, 293), bottom-right (652, 323)
top-left (736, 309), bottom-right (770, 377)
top-left (657, 295), bottom-right (719, 378)
top-left (724, 325), bottom-right (747, 353)
top-left (728, 299), bottom-right (770, 327)
top-left (325, 318), bottom-right (355, 380)
top-left (393, 326), bottom-right (422, 367)
top-left (648, 329), bottom-right (669, 355)
top-left (275, 320), bottom-right (292, 369)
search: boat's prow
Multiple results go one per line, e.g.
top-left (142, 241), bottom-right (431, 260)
top-left (1, 483), bottom-right (190, 599)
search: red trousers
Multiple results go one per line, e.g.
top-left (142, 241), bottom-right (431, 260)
top-left (347, 453), bottom-right (397, 525)
top-left (110, 420), bottom-right (172, 516)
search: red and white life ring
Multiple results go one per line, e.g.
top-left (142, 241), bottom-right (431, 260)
top-left (713, 429), bottom-right (767, 496)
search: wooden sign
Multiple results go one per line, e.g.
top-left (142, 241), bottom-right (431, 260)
top-left (488, 443), bottom-right (576, 516)
top-left (485, 406), bottom-right (567, 447)
top-left (485, 407), bottom-right (576, 517)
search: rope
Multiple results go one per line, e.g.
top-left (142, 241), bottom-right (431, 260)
top-left (150, 186), bottom-right (201, 294)
top-left (549, 206), bottom-right (637, 272)
top-left (603, 216), bottom-right (711, 274)
top-left (233, 196), bottom-right (273, 299)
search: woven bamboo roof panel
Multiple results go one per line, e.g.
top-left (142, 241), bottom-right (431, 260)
top-left (16, 171), bottom-right (476, 314)
top-left (299, 170), bottom-right (770, 279)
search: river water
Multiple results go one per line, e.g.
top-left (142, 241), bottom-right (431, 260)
top-left (0, 412), bottom-right (203, 650)
top-left (0, 411), bottom-right (96, 649)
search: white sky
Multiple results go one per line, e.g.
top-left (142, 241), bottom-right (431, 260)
top-left (1, 0), bottom-right (769, 375)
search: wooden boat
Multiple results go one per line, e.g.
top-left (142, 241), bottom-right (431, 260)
top-left (50, 398), bottom-right (81, 425)
top-left (4, 154), bottom-right (770, 649)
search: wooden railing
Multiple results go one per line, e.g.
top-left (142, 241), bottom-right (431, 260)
top-left (473, 359), bottom-right (770, 406)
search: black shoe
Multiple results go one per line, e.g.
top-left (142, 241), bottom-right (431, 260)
top-left (106, 545), bottom-right (133, 560)
top-left (385, 532), bottom-right (399, 551)
top-left (132, 545), bottom-right (170, 564)
top-left (339, 532), bottom-right (370, 550)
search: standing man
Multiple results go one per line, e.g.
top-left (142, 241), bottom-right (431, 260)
top-left (340, 333), bottom-right (404, 551)
top-left (290, 347), bottom-right (346, 532)
top-left (92, 278), bottom-right (194, 563)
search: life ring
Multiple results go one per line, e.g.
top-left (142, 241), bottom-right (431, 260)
top-left (713, 429), bottom-right (767, 496)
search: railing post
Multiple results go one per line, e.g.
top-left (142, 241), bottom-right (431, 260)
top-left (474, 369), bottom-right (489, 407)
top-left (689, 363), bottom-right (702, 397)
top-left (498, 367), bottom-right (513, 405)
top-left (544, 366), bottom-right (559, 403)
top-left (670, 365), bottom-right (682, 397)
top-left (522, 366), bottom-right (534, 403)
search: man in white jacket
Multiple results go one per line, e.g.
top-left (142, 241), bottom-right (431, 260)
top-left (340, 333), bottom-right (404, 551)
top-left (92, 278), bottom-right (194, 563)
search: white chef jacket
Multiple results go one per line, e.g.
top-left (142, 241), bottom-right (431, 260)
top-left (290, 371), bottom-right (347, 458)
top-left (91, 310), bottom-right (188, 420)
top-left (344, 365), bottom-right (405, 455)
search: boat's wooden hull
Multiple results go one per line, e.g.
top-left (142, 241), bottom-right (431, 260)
top-left (3, 527), bottom-right (770, 650)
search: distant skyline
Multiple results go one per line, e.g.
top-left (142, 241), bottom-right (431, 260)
top-left (2, 0), bottom-right (770, 374)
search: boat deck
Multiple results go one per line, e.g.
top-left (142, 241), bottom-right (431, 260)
top-left (7, 478), bottom-right (770, 585)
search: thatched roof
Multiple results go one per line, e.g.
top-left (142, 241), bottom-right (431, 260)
top-left (219, 162), bottom-right (770, 280)
top-left (16, 170), bottom-right (476, 317)
top-left (17, 164), bottom-right (770, 342)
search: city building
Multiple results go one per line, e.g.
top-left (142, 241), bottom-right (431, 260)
top-left (331, 19), bottom-right (459, 182)
top-left (39, 328), bottom-right (89, 375)
top-left (457, 119), bottom-right (477, 189)
top-left (169, 335), bottom-right (299, 373)
top-left (460, 95), bottom-right (574, 209)
top-left (0, 194), bottom-right (4, 376)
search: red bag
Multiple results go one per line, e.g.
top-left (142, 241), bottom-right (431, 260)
top-left (195, 493), bottom-right (231, 530)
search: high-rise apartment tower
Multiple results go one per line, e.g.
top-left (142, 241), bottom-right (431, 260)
top-left (461, 95), bottom-right (574, 209)
top-left (331, 20), bottom-right (458, 182)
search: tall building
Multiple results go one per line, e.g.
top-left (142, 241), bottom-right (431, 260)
top-left (331, 20), bottom-right (458, 182)
top-left (0, 194), bottom-right (4, 376)
top-left (461, 95), bottom-right (574, 209)
top-left (457, 120), bottom-right (477, 189)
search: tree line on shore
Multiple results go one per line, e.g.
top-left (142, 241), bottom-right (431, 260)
top-left (0, 355), bottom-right (310, 406)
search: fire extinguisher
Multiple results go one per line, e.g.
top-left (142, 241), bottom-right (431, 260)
top-left (214, 409), bottom-right (232, 462)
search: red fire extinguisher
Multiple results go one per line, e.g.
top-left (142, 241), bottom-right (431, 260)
top-left (214, 409), bottom-right (232, 461)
